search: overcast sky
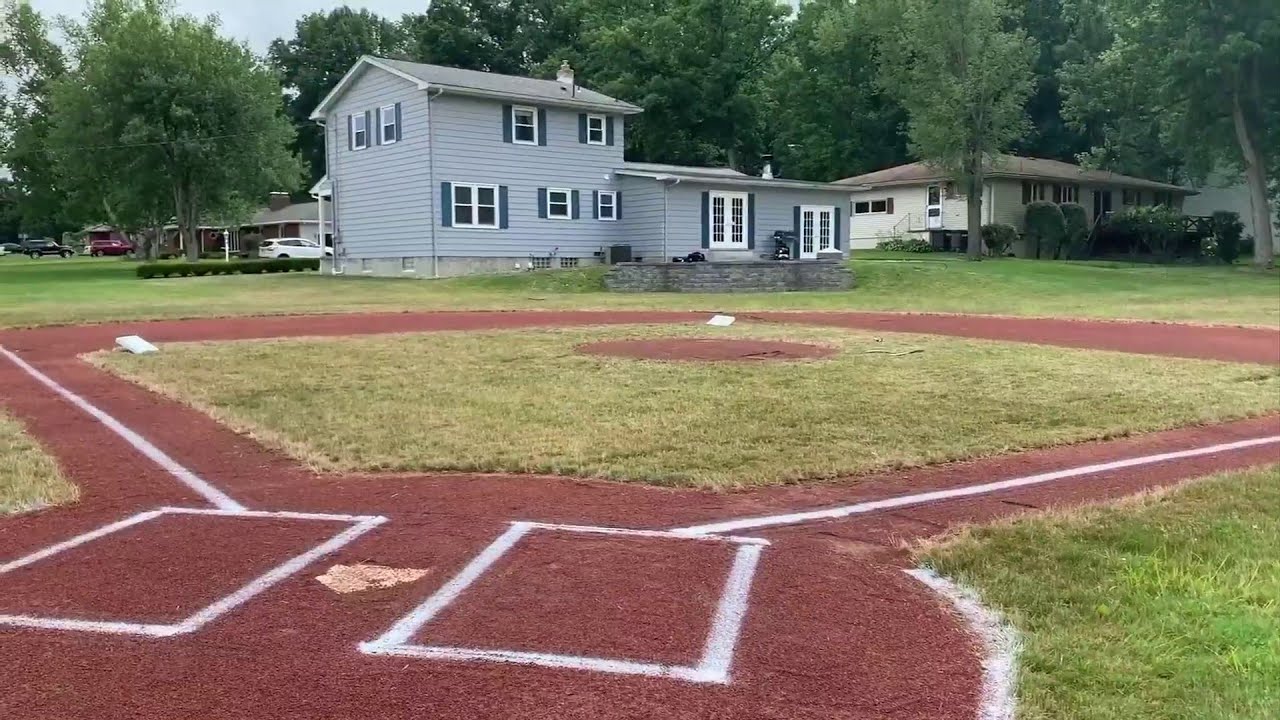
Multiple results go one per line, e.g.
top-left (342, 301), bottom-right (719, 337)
top-left (29, 1), bottom-right (426, 51)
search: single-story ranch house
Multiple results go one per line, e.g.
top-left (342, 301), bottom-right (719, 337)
top-left (311, 56), bottom-right (852, 277)
top-left (836, 156), bottom-right (1196, 250)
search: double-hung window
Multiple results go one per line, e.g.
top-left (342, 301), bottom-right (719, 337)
top-left (597, 191), bottom-right (617, 220)
top-left (586, 115), bottom-right (606, 145)
top-left (379, 104), bottom-right (398, 145)
top-left (546, 188), bottom-right (572, 219)
top-left (453, 183), bottom-right (498, 228)
top-left (512, 106), bottom-right (538, 144)
top-left (352, 113), bottom-right (368, 150)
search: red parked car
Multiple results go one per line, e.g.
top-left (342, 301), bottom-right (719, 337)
top-left (89, 237), bottom-right (135, 256)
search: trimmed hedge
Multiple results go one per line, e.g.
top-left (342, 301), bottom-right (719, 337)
top-left (981, 223), bottom-right (1019, 256)
top-left (875, 236), bottom-right (933, 253)
top-left (1024, 201), bottom-right (1067, 259)
top-left (136, 258), bottom-right (320, 279)
top-left (1060, 203), bottom-right (1089, 259)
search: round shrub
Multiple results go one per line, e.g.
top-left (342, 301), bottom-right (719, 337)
top-left (1060, 203), bottom-right (1089, 259)
top-left (981, 224), bottom-right (1019, 256)
top-left (1210, 211), bottom-right (1245, 264)
top-left (1024, 201), bottom-right (1067, 259)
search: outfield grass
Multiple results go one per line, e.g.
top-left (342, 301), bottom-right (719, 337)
top-left (94, 323), bottom-right (1280, 488)
top-left (0, 409), bottom-right (76, 514)
top-left (921, 465), bottom-right (1280, 720)
top-left (1, 253), bottom-right (1277, 328)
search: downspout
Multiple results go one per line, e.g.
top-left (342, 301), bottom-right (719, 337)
top-left (426, 87), bottom-right (444, 277)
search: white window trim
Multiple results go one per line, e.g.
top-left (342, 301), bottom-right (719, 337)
top-left (379, 104), bottom-right (398, 145)
top-left (453, 182), bottom-right (500, 230)
top-left (546, 188), bottom-right (573, 220)
top-left (597, 190), bottom-right (617, 221)
top-left (709, 191), bottom-right (749, 248)
top-left (512, 105), bottom-right (538, 145)
top-left (352, 113), bottom-right (368, 150)
top-left (586, 114), bottom-right (606, 145)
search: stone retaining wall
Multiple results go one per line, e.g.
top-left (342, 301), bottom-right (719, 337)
top-left (604, 260), bottom-right (855, 293)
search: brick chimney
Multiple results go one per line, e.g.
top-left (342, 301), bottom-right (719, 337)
top-left (268, 192), bottom-right (291, 211)
top-left (556, 61), bottom-right (575, 87)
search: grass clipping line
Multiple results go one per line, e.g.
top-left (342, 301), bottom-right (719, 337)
top-left (919, 465), bottom-right (1280, 720)
top-left (93, 323), bottom-right (1280, 490)
top-left (0, 410), bottom-right (77, 514)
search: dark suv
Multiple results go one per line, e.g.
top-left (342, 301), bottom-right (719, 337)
top-left (24, 240), bottom-right (76, 258)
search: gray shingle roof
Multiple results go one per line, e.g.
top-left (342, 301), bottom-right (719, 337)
top-left (376, 58), bottom-right (642, 114)
top-left (837, 155), bottom-right (1193, 194)
top-left (250, 202), bottom-right (330, 226)
top-left (620, 162), bottom-right (747, 178)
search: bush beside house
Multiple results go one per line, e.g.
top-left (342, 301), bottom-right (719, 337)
top-left (136, 258), bottom-right (319, 278)
top-left (981, 224), bottom-right (1018, 256)
top-left (1060, 203), bottom-right (1089, 259)
top-left (1024, 202), bottom-right (1067, 259)
top-left (1209, 211), bottom-right (1245, 264)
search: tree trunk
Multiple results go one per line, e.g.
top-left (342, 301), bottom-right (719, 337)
top-left (1232, 84), bottom-right (1275, 268)
top-left (966, 173), bottom-right (983, 260)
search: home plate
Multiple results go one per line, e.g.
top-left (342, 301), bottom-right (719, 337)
top-left (317, 564), bottom-right (430, 594)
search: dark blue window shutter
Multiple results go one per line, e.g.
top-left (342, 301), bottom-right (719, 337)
top-left (537, 188), bottom-right (548, 219)
top-left (502, 104), bottom-right (513, 143)
top-left (375, 107), bottom-right (383, 145)
top-left (499, 186), bottom-right (509, 229)
top-left (347, 115), bottom-right (354, 150)
top-left (394, 102), bottom-right (403, 142)
top-left (701, 191), bottom-right (711, 249)
top-left (537, 109), bottom-right (548, 145)
top-left (441, 182), bottom-right (453, 227)
top-left (578, 114), bottom-right (588, 144)
top-left (793, 205), bottom-right (801, 238)
top-left (364, 110), bottom-right (372, 146)
top-left (571, 190), bottom-right (580, 219)
top-left (833, 206), bottom-right (842, 250)
top-left (592, 190), bottom-right (599, 219)
top-left (606, 117), bottom-right (615, 146)
top-left (747, 194), bottom-right (756, 250)
top-left (615, 191), bottom-right (622, 219)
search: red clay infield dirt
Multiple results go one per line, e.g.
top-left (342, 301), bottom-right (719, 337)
top-left (0, 311), bottom-right (1277, 720)
top-left (578, 337), bottom-right (837, 362)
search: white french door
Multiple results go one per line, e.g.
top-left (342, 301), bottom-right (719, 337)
top-left (799, 206), bottom-right (835, 259)
top-left (709, 192), bottom-right (748, 249)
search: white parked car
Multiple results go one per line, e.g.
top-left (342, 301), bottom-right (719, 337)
top-left (259, 237), bottom-right (332, 259)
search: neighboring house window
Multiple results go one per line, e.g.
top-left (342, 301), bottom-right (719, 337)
top-left (586, 115), bottom-right (606, 145)
top-left (871, 199), bottom-right (888, 213)
top-left (380, 104), bottom-right (398, 145)
top-left (453, 183), bottom-right (499, 228)
top-left (1022, 181), bottom-right (1047, 203)
top-left (352, 113), bottom-right (368, 150)
top-left (512, 106), bottom-right (538, 144)
top-left (854, 201), bottom-right (870, 214)
top-left (546, 188), bottom-right (572, 219)
top-left (1153, 191), bottom-right (1172, 207)
top-left (1122, 189), bottom-right (1138, 206)
top-left (597, 190), bottom-right (617, 220)
top-left (853, 199), bottom-right (892, 215)
top-left (709, 191), bottom-right (748, 247)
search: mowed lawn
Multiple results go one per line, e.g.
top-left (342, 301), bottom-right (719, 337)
top-left (922, 465), bottom-right (1280, 720)
top-left (95, 323), bottom-right (1280, 488)
top-left (0, 409), bottom-right (76, 514)
top-left (1, 253), bottom-right (1277, 328)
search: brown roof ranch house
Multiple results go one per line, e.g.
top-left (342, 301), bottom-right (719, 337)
top-left (836, 156), bottom-right (1196, 251)
top-left (310, 57), bottom-right (853, 277)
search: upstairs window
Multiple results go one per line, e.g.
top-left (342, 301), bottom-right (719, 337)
top-left (351, 113), bottom-right (368, 150)
top-left (587, 115), bottom-right (606, 145)
top-left (379, 104), bottom-right (398, 145)
top-left (512, 106), bottom-right (538, 144)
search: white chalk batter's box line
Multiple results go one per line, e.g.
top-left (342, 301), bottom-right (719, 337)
top-left (360, 521), bottom-right (769, 685)
top-left (0, 506), bottom-right (387, 638)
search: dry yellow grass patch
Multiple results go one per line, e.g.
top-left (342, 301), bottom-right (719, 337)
top-left (0, 410), bottom-right (76, 513)
top-left (95, 323), bottom-right (1280, 489)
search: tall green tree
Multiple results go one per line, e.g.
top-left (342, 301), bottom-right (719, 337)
top-left (1014, 0), bottom-right (1092, 162)
top-left (869, 0), bottom-right (1036, 259)
top-left (0, 2), bottom-right (71, 237)
top-left (761, 0), bottom-right (908, 181)
top-left (50, 0), bottom-right (303, 261)
top-left (574, 0), bottom-right (788, 168)
top-left (1061, 0), bottom-right (1277, 267)
top-left (269, 8), bottom-right (406, 183)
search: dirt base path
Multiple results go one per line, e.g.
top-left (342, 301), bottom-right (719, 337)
top-left (1, 311), bottom-right (1277, 720)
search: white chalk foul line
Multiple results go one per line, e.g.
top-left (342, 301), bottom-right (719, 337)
top-left (0, 345), bottom-right (244, 511)
top-left (672, 435), bottom-right (1280, 535)
top-left (361, 521), bottom-right (767, 685)
top-left (907, 569), bottom-right (1019, 720)
top-left (0, 507), bottom-right (388, 637)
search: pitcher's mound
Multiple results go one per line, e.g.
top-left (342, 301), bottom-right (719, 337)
top-left (578, 338), bottom-right (836, 362)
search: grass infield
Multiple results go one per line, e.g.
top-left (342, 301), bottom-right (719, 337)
top-left (94, 323), bottom-right (1280, 489)
top-left (921, 465), bottom-right (1280, 720)
top-left (0, 410), bottom-right (77, 514)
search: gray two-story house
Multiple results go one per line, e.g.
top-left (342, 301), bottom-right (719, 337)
top-left (310, 56), bottom-right (853, 277)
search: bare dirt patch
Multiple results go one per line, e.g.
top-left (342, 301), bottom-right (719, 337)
top-left (577, 337), bottom-right (837, 362)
